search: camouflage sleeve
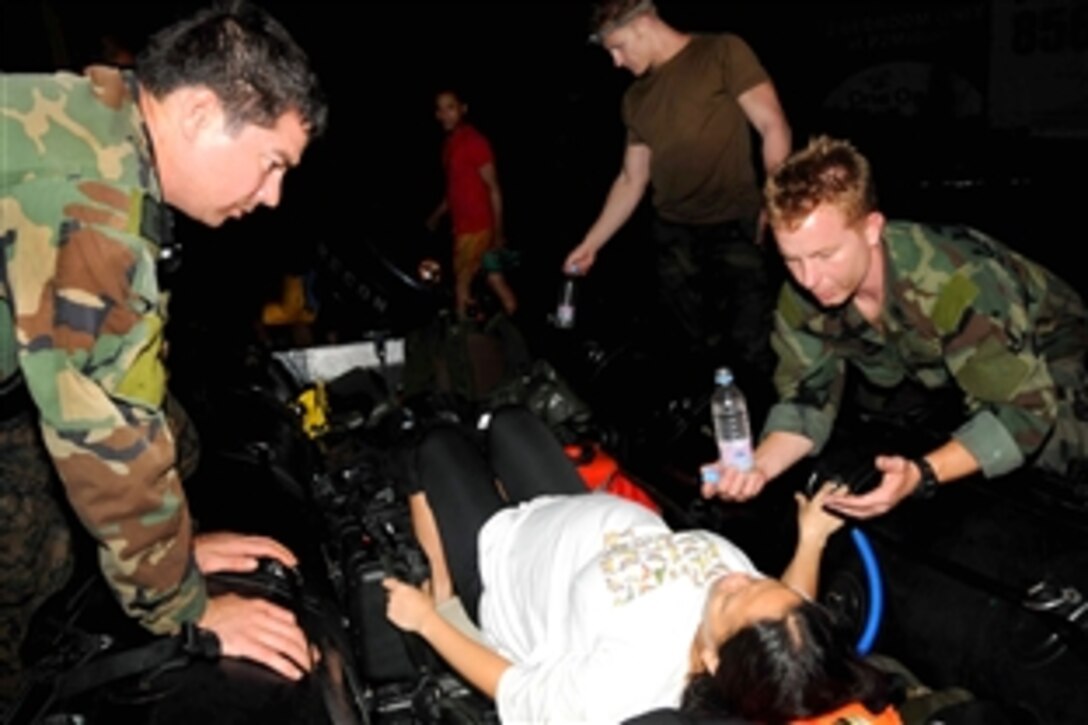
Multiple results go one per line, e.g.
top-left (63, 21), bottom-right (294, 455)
top-left (761, 288), bottom-right (845, 454)
top-left (5, 176), bottom-right (207, 634)
top-left (940, 261), bottom-right (1057, 477)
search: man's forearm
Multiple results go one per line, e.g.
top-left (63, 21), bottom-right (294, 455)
top-left (761, 120), bottom-right (792, 176)
top-left (921, 438), bottom-right (981, 487)
top-left (754, 430), bottom-right (814, 482)
top-left (581, 167), bottom-right (647, 253)
top-left (737, 81), bottom-right (792, 176)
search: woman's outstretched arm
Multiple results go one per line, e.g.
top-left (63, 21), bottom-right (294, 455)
top-left (780, 483), bottom-right (846, 598)
top-left (383, 577), bottom-right (511, 697)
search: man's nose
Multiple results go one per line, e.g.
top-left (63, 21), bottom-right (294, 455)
top-left (799, 260), bottom-right (823, 290)
top-left (261, 176), bottom-right (284, 209)
top-left (801, 264), bottom-right (815, 288)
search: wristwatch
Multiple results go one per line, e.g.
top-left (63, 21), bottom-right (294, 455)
top-left (911, 456), bottom-right (940, 500)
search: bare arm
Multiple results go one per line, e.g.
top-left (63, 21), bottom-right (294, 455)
top-left (924, 438), bottom-right (982, 483)
top-left (479, 161), bottom-right (505, 246)
top-left (780, 484), bottom-right (844, 598)
top-left (737, 80), bottom-right (791, 175)
top-left (704, 430), bottom-right (815, 501)
top-left (426, 199), bottom-right (449, 231)
top-left (563, 142), bottom-right (652, 274)
top-left (738, 80), bottom-right (791, 243)
top-left (384, 577), bottom-right (511, 698)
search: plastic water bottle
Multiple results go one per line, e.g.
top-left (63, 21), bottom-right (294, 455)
top-left (555, 276), bottom-right (577, 329)
top-left (711, 367), bottom-right (753, 472)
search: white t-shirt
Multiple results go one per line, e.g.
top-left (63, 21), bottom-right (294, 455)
top-left (477, 493), bottom-right (759, 724)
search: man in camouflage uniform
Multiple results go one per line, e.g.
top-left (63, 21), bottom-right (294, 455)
top-left (0, 2), bottom-right (328, 705)
top-left (703, 136), bottom-right (1088, 518)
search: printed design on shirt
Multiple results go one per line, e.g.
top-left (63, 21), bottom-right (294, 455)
top-left (600, 529), bottom-right (730, 606)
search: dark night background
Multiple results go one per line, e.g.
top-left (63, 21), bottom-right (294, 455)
top-left (5, 3), bottom-right (1088, 721)
top-left (4, 0), bottom-right (1087, 347)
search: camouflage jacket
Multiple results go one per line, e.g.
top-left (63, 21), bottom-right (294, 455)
top-left (765, 221), bottom-right (1088, 477)
top-left (0, 67), bottom-right (206, 633)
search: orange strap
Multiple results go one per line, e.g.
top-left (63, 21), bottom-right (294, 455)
top-left (792, 703), bottom-right (902, 725)
top-left (563, 444), bottom-right (661, 513)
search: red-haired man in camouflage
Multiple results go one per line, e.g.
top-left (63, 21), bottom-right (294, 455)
top-left (704, 136), bottom-right (1088, 519)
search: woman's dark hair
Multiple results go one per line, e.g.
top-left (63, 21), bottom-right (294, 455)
top-left (135, 0), bottom-right (327, 137)
top-left (681, 600), bottom-right (897, 724)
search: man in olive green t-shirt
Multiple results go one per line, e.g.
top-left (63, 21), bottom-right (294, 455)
top-left (564, 0), bottom-right (791, 378)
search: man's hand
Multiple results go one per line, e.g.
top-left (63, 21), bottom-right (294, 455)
top-left (383, 577), bottom-right (437, 633)
top-left (823, 454), bottom-right (919, 519)
top-left (700, 461), bottom-right (768, 501)
top-left (796, 482), bottom-right (846, 546)
top-left (193, 532), bottom-right (297, 575)
top-left (563, 243), bottom-right (597, 276)
top-left (198, 593), bottom-right (312, 681)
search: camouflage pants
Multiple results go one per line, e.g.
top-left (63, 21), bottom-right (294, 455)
top-left (0, 409), bottom-right (74, 708)
top-left (651, 216), bottom-right (778, 376)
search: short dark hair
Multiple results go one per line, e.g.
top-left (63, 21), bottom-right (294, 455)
top-left (435, 86), bottom-right (467, 106)
top-left (681, 600), bottom-right (898, 723)
top-left (589, 0), bottom-right (657, 43)
top-left (135, 1), bottom-right (327, 138)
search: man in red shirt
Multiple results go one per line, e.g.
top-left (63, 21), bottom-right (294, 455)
top-left (427, 89), bottom-right (517, 317)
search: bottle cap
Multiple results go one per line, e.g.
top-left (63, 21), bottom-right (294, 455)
top-left (714, 367), bottom-right (733, 386)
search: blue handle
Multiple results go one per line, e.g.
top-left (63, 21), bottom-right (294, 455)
top-left (850, 527), bottom-right (884, 656)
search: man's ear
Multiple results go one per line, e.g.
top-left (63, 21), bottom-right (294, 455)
top-left (176, 86), bottom-right (223, 142)
top-left (863, 211), bottom-right (886, 248)
top-left (630, 12), bottom-right (653, 38)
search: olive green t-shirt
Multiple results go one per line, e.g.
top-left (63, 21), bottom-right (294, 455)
top-left (622, 33), bottom-right (769, 225)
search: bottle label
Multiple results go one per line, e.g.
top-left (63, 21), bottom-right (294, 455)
top-left (556, 303), bottom-right (575, 328)
top-left (718, 439), bottom-right (753, 472)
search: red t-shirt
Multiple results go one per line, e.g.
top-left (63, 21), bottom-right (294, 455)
top-left (443, 123), bottom-right (495, 235)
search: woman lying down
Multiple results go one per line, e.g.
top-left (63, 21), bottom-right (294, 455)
top-left (383, 406), bottom-right (899, 724)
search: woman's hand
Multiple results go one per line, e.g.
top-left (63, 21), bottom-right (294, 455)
top-left (383, 577), bottom-right (437, 633)
top-left (795, 482), bottom-right (846, 547)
